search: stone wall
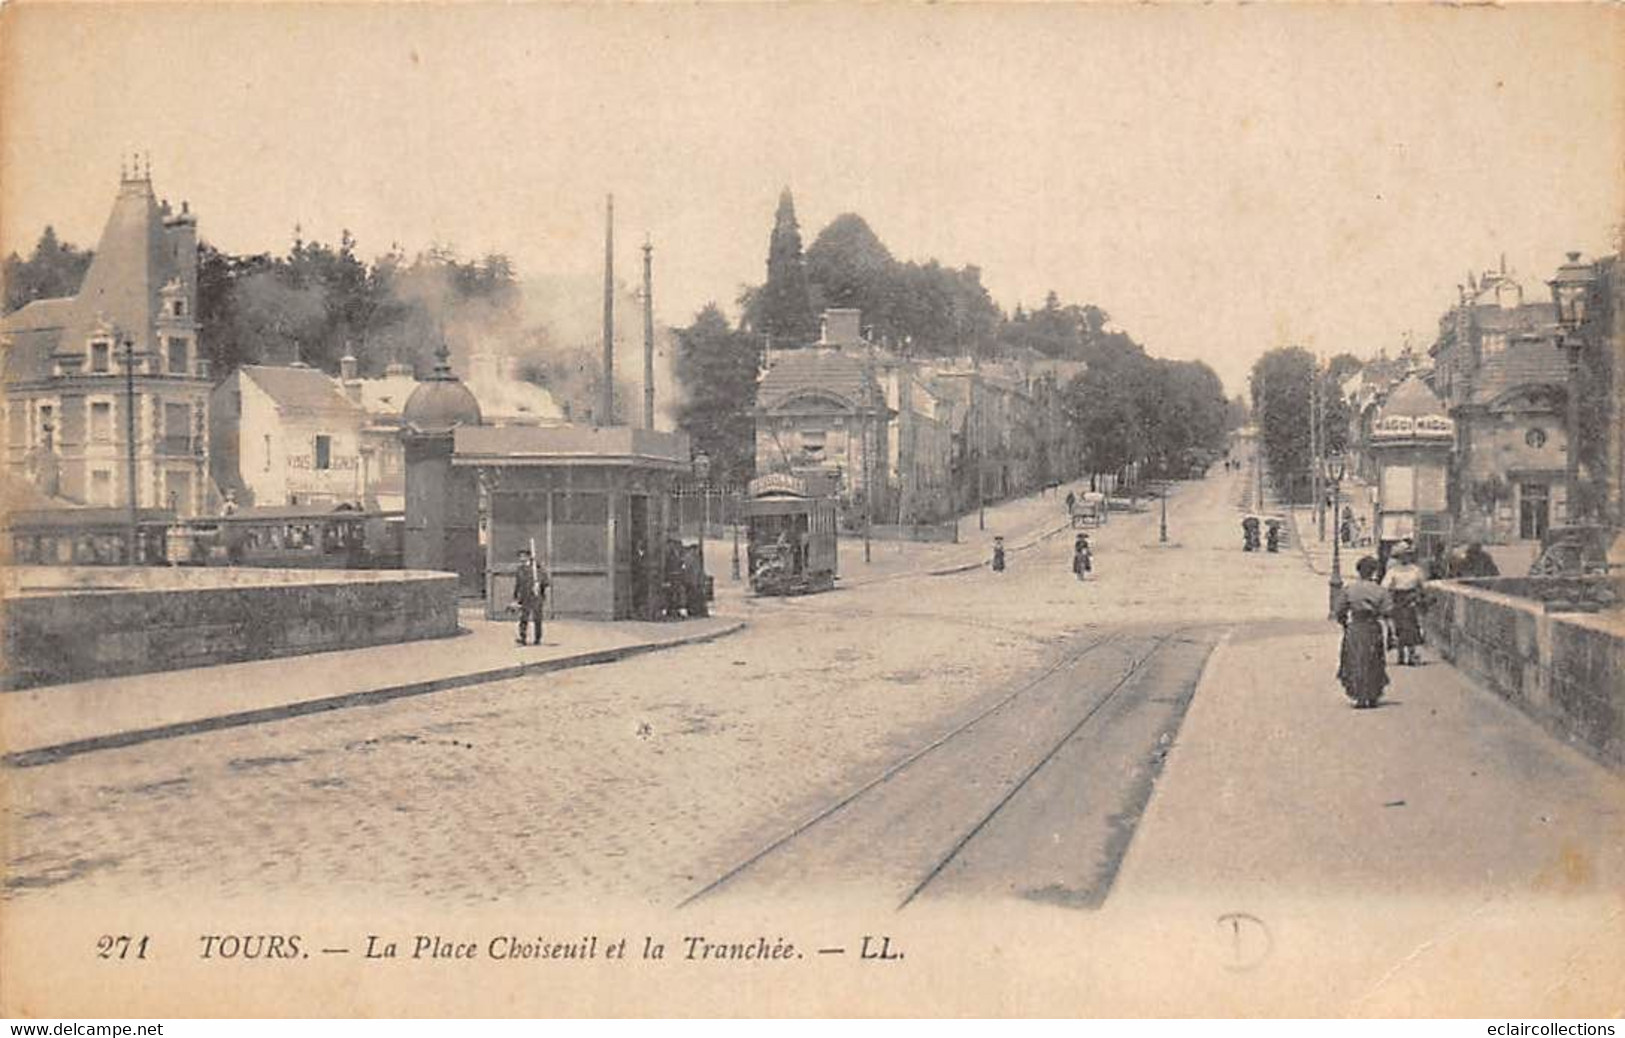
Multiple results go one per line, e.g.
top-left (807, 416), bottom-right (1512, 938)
top-left (3, 567), bottom-right (458, 689)
top-left (1424, 578), bottom-right (1624, 768)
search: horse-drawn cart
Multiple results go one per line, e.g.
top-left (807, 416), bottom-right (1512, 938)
top-left (1071, 491), bottom-right (1107, 528)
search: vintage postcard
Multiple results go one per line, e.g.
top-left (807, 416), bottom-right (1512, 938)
top-left (1, 1), bottom-right (1622, 1019)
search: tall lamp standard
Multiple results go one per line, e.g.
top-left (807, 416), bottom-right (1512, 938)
top-left (731, 487), bottom-right (742, 582)
top-left (122, 337), bottom-right (140, 562)
top-left (1547, 251), bottom-right (1598, 533)
top-left (1324, 451), bottom-right (1346, 619)
top-left (693, 451), bottom-right (710, 575)
top-left (1159, 477), bottom-right (1169, 543)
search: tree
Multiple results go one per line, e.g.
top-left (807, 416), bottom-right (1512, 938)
top-left (674, 303), bottom-right (763, 485)
top-left (803, 212), bottom-right (895, 337)
top-left (1062, 366), bottom-right (1146, 479)
top-left (3, 226), bottom-right (94, 313)
top-left (1250, 347), bottom-right (1316, 501)
top-left (745, 189), bottom-right (818, 345)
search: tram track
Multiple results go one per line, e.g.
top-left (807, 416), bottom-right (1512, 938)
top-left (681, 626), bottom-right (1203, 910)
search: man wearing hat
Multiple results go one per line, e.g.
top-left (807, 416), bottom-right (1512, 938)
top-left (513, 547), bottom-right (548, 646)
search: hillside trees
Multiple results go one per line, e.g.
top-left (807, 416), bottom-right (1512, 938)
top-left (3, 227), bottom-right (95, 313)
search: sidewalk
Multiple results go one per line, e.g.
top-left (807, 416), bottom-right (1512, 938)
top-left (1, 606), bottom-right (744, 767)
top-left (1107, 619), bottom-right (1625, 1014)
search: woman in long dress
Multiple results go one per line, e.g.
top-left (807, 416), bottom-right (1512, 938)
top-left (1382, 544), bottom-right (1427, 665)
top-left (1337, 556), bottom-right (1392, 708)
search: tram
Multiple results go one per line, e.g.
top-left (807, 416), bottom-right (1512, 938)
top-left (744, 472), bottom-right (839, 595)
top-left (6, 505), bottom-right (404, 569)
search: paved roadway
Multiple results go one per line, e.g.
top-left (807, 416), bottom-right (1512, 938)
top-left (4, 461), bottom-right (1321, 910)
top-left (10, 455), bottom-right (1622, 1017)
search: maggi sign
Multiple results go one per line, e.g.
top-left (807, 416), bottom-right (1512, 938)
top-left (749, 473), bottom-right (808, 499)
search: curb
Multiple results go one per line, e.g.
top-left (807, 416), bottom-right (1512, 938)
top-left (3, 620), bottom-right (748, 769)
top-left (923, 515), bottom-right (1077, 577)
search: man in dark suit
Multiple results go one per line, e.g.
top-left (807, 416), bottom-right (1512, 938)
top-left (513, 547), bottom-right (547, 645)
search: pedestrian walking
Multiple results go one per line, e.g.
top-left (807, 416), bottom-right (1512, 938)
top-left (991, 535), bottom-right (1006, 573)
top-left (513, 546), bottom-right (548, 645)
top-left (1072, 532), bottom-right (1092, 580)
top-left (1381, 542), bottom-right (1427, 666)
top-left (1336, 555), bottom-right (1392, 709)
top-left (1065, 490), bottom-right (1077, 516)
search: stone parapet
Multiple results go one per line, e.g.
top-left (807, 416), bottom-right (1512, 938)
top-left (1424, 578), bottom-right (1624, 768)
top-left (3, 567), bottom-right (458, 689)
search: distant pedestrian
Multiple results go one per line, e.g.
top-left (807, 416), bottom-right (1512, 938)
top-left (1340, 505), bottom-right (1354, 546)
top-left (513, 547), bottom-right (548, 645)
top-left (1065, 490), bottom-right (1077, 515)
top-left (1072, 533), bottom-right (1092, 580)
top-left (1336, 555), bottom-right (1392, 709)
top-left (991, 536), bottom-right (1006, 573)
top-left (1242, 515), bottom-right (1260, 552)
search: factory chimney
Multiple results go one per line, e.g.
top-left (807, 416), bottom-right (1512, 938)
top-left (643, 236), bottom-right (655, 430)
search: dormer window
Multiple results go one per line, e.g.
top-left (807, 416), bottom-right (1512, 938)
top-left (172, 300), bottom-right (185, 317)
top-left (90, 341), bottom-right (111, 374)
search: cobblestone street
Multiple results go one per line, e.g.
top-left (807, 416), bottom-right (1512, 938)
top-left (2, 469), bottom-right (1275, 908)
top-left (5, 465), bottom-right (1619, 928)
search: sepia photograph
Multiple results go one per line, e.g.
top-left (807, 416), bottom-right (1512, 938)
top-left (0, 0), bottom-right (1622, 1021)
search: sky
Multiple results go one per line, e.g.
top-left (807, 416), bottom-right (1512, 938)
top-left (3, 3), bottom-right (1621, 396)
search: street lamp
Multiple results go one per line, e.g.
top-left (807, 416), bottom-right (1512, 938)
top-left (731, 486), bottom-right (742, 582)
top-left (122, 337), bottom-right (140, 563)
top-left (1324, 451), bottom-right (1347, 619)
top-left (693, 451), bottom-right (711, 572)
top-left (1159, 480), bottom-right (1168, 543)
top-left (1547, 251), bottom-right (1598, 529)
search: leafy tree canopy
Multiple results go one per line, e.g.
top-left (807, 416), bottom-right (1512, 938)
top-left (3, 226), bottom-right (94, 313)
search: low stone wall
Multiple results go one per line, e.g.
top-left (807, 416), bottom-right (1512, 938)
top-left (3, 567), bottom-right (459, 689)
top-left (1424, 578), bottom-right (1624, 768)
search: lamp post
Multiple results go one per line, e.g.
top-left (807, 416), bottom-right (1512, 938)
top-left (1547, 252), bottom-right (1598, 532)
top-left (693, 451), bottom-right (710, 573)
top-left (1324, 451), bottom-right (1346, 619)
top-left (1159, 480), bottom-right (1168, 543)
top-left (731, 486), bottom-right (742, 582)
top-left (122, 337), bottom-right (140, 562)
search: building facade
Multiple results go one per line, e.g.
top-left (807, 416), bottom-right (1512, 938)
top-left (1429, 263), bottom-right (1569, 543)
top-left (211, 364), bottom-right (368, 509)
top-left (1, 170), bottom-right (212, 516)
top-left (754, 310), bottom-right (893, 522)
top-left (754, 308), bottom-right (1076, 528)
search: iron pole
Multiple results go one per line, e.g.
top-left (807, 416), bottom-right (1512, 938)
top-left (123, 338), bottom-right (139, 562)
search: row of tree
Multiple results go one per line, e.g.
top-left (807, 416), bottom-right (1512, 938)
top-left (676, 190), bottom-right (1237, 490)
top-left (740, 192), bottom-right (1007, 357)
top-left (5, 224), bottom-right (649, 422)
top-left (196, 232), bottom-right (522, 379)
top-left (4, 224), bottom-right (526, 381)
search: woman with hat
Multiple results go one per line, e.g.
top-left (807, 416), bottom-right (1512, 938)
top-left (1337, 555), bottom-right (1393, 707)
top-left (1381, 541), bottom-right (1427, 665)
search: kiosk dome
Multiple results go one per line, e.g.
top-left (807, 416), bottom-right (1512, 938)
top-left (403, 344), bottom-right (482, 433)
